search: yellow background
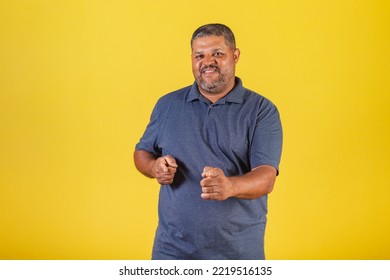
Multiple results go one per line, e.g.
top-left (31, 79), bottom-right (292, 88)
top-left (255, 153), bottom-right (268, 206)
top-left (1, 0), bottom-right (389, 259)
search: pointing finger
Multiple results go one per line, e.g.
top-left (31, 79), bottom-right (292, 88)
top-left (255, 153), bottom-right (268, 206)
top-left (164, 155), bottom-right (178, 168)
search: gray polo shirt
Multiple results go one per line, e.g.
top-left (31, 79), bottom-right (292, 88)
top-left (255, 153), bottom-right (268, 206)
top-left (135, 77), bottom-right (282, 259)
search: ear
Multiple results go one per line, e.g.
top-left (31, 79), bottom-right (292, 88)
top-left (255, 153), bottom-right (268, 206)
top-left (233, 48), bottom-right (240, 63)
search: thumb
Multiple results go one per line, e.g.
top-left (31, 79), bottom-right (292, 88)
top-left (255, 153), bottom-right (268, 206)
top-left (164, 155), bottom-right (178, 168)
top-left (202, 166), bottom-right (216, 178)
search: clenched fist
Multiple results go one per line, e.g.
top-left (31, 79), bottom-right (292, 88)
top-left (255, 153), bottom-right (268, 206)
top-left (151, 155), bottom-right (178, 185)
top-left (200, 166), bottom-right (235, 200)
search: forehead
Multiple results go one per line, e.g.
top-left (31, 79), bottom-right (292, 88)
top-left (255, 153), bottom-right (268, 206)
top-left (191, 35), bottom-right (229, 52)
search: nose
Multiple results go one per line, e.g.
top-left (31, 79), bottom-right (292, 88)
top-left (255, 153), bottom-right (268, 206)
top-left (203, 54), bottom-right (216, 66)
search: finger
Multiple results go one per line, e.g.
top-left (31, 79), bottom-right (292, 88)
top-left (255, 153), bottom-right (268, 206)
top-left (203, 166), bottom-right (213, 172)
top-left (203, 167), bottom-right (220, 178)
top-left (201, 193), bottom-right (220, 200)
top-left (166, 164), bottom-right (177, 171)
top-left (201, 191), bottom-right (227, 201)
top-left (158, 174), bottom-right (175, 185)
top-left (165, 166), bottom-right (177, 175)
top-left (201, 186), bottom-right (214, 194)
top-left (160, 165), bottom-right (177, 175)
top-left (202, 166), bottom-right (214, 177)
top-left (200, 177), bottom-right (216, 188)
top-left (157, 159), bottom-right (169, 173)
top-left (164, 155), bottom-right (178, 168)
top-left (160, 179), bottom-right (173, 185)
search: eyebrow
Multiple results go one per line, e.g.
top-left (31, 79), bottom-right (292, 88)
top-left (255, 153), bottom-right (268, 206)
top-left (193, 48), bottom-right (224, 54)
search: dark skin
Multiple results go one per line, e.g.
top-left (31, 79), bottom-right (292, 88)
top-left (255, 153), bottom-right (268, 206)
top-left (133, 151), bottom-right (177, 185)
top-left (133, 35), bottom-right (277, 200)
top-left (191, 35), bottom-right (240, 102)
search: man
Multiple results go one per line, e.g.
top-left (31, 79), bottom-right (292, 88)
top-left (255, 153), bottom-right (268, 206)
top-left (134, 23), bottom-right (282, 259)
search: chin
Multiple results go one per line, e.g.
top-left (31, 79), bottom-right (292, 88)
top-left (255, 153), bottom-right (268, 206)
top-left (200, 83), bottom-right (223, 94)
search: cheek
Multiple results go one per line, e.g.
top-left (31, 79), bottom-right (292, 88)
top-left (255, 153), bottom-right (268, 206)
top-left (221, 61), bottom-right (235, 73)
top-left (192, 62), bottom-right (201, 74)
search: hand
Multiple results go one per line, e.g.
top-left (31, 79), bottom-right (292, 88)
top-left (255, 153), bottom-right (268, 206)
top-left (151, 155), bottom-right (178, 185)
top-left (200, 166), bottom-right (234, 200)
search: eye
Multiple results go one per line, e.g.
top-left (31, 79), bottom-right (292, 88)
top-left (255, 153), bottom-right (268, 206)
top-left (194, 54), bottom-right (204, 60)
top-left (214, 51), bottom-right (224, 57)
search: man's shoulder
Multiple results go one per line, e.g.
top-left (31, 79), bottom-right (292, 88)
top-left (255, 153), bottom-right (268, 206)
top-left (158, 84), bottom-right (193, 103)
top-left (242, 87), bottom-right (276, 107)
top-left (234, 77), bottom-right (271, 104)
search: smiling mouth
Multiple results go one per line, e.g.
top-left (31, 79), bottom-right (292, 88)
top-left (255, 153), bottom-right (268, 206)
top-left (201, 66), bottom-right (219, 75)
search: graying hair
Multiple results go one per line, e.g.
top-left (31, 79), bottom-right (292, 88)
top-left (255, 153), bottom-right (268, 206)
top-left (191, 23), bottom-right (236, 50)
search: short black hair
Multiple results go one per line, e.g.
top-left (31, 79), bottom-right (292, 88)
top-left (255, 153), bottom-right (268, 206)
top-left (191, 23), bottom-right (236, 50)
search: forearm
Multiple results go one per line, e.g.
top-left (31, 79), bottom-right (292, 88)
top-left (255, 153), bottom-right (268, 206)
top-left (134, 150), bottom-right (178, 185)
top-left (133, 150), bottom-right (156, 178)
top-left (230, 165), bottom-right (277, 199)
top-left (201, 165), bottom-right (277, 200)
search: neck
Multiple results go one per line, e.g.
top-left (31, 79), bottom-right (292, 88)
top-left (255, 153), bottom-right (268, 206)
top-left (198, 80), bottom-right (236, 104)
top-left (200, 91), bottom-right (228, 104)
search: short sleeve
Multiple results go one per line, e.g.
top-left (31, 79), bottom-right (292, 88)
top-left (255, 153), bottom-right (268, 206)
top-left (250, 99), bottom-right (283, 174)
top-left (135, 100), bottom-right (163, 157)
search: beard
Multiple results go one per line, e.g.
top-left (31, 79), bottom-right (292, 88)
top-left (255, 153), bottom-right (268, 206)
top-left (195, 65), bottom-right (234, 94)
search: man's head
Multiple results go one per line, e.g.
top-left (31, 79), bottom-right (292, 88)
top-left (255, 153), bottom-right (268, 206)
top-left (190, 24), bottom-right (240, 98)
top-left (191, 23), bottom-right (236, 51)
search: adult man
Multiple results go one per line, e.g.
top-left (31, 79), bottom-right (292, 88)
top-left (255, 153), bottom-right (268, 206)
top-left (134, 23), bottom-right (282, 259)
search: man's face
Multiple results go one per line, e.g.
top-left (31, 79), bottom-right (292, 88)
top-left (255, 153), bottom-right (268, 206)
top-left (191, 35), bottom-right (240, 95)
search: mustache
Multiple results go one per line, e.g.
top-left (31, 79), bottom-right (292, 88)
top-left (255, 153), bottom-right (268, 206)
top-left (201, 65), bottom-right (220, 73)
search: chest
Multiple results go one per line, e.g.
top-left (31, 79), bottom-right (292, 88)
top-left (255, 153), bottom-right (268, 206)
top-left (158, 101), bottom-right (256, 172)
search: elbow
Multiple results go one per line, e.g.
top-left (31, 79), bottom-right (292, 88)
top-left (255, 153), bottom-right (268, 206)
top-left (264, 183), bottom-right (274, 195)
top-left (244, 182), bottom-right (275, 200)
top-left (255, 177), bottom-right (275, 198)
top-left (255, 182), bottom-right (274, 199)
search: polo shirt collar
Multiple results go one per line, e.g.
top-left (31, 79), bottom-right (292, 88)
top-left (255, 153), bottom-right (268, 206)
top-left (186, 77), bottom-right (244, 104)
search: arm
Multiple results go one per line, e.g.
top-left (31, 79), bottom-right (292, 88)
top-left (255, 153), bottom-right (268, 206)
top-left (200, 165), bottom-right (277, 200)
top-left (133, 149), bottom-right (178, 185)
